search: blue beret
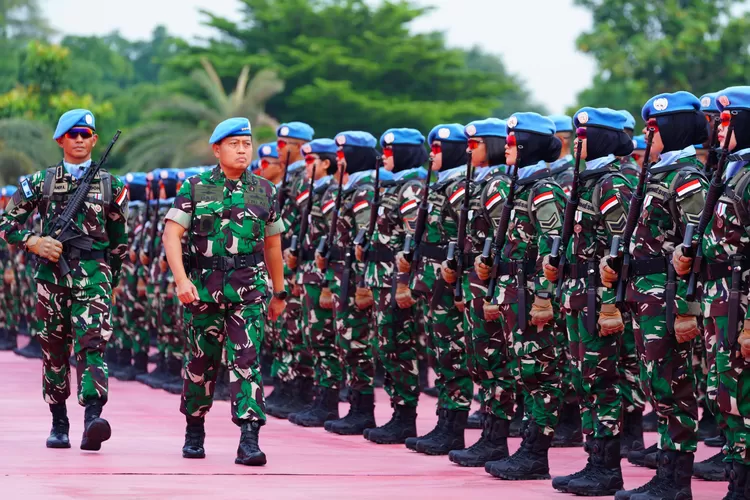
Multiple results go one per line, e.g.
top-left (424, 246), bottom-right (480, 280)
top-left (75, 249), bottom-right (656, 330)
top-left (258, 142), bottom-right (279, 159)
top-left (464, 118), bottom-right (507, 139)
top-left (641, 91), bottom-right (700, 121)
top-left (1, 185), bottom-right (17, 197)
top-left (380, 128), bottom-right (425, 147)
top-left (574, 107), bottom-right (628, 131)
top-left (277, 121), bottom-right (315, 141)
top-left (716, 86), bottom-right (750, 112)
top-left (301, 139), bottom-right (338, 156)
top-left (148, 168), bottom-right (182, 182)
top-left (548, 115), bottom-right (574, 133)
top-left (506, 112), bottom-right (555, 136)
top-left (632, 135), bottom-right (647, 150)
top-left (700, 93), bottom-right (720, 113)
top-left (249, 159), bottom-right (260, 172)
top-left (617, 110), bottom-right (636, 130)
top-left (209, 117), bottom-right (252, 145)
top-left (53, 109), bottom-right (96, 140)
top-left (122, 172), bottom-right (148, 186)
top-left (428, 123), bottom-right (467, 144)
top-left (335, 131), bottom-right (377, 149)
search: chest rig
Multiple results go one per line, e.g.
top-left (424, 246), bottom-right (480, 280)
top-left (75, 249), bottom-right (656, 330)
top-left (41, 164), bottom-right (112, 216)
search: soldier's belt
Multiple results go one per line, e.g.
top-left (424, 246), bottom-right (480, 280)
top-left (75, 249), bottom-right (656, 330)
top-left (703, 259), bottom-right (748, 281)
top-left (563, 261), bottom-right (592, 280)
top-left (300, 248), bottom-right (316, 262)
top-left (420, 243), bottom-right (447, 261)
top-left (64, 248), bottom-right (109, 261)
top-left (328, 246), bottom-right (346, 262)
top-left (190, 251), bottom-right (265, 271)
top-left (366, 246), bottom-right (394, 262)
top-left (630, 257), bottom-right (667, 277)
top-left (497, 260), bottom-right (535, 276)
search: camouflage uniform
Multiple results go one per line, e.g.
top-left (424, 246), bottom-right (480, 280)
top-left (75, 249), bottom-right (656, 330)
top-left (166, 165), bottom-right (283, 425)
top-left (626, 150), bottom-right (705, 452)
top-left (0, 162), bottom-right (129, 405)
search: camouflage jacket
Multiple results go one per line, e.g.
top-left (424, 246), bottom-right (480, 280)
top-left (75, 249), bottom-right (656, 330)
top-left (297, 175), bottom-right (334, 285)
top-left (550, 155), bottom-right (574, 197)
top-left (165, 165), bottom-right (282, 304)
top-left (0, 163), bottom-right (129, 288)
top-left (626, 148), bottom-right (706, 313)
top-left (700, 148), bottom-right (750, 320)
top-left (561, 156), bottom-right (633, 310)
top-left (279, 160), bottom-right (307, 247)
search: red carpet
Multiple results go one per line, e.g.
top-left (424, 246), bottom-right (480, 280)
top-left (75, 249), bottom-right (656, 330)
top-left (0, 348), bottom-right (720, 499)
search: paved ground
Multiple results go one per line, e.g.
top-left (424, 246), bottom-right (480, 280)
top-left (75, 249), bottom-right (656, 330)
top-left (0, 348), bottom-right (720, 499)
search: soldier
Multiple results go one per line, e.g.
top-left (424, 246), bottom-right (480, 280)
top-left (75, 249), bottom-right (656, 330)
top-left (480, 112), bottom-right (565, 481)
top-left (0, 109), bottom-right (129, 451)
top-left (600, 91), bottom-right (709, 500)
top-left (545, 107), bottom-right (635, 496)
top-left (163, 117), bottom-right (287, 466)
top-left (358, 128), bottom-right (428, 445)
top-left (0, 186), bottom-right (18, 351)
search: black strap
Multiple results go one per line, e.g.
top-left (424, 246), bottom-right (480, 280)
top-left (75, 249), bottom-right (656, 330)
top-left (328, 246), bottom-right (346, 262)
top-left (300, 248), bottom-right (316, 262)
top-left (703, 258), bottom-right (749, 281)
top-left (64, 249), bottom-right (108, 261)
top-left (497, 260), bottom-right (536, 276)
top-left (420, 243), bottom-right (447, 261)
top-left (630, 257), bottom-right (667, 276)
top-left (563, 262), bottom-right (591, 280)
top-left (366, 246), bottom-right (394, 262)
top-left (190, 251), bottom-right (265, 271)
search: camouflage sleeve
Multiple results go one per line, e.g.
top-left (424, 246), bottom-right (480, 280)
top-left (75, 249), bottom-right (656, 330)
top-left (165, 180), bottom-right (193, 229)
top-left (107, 175), bottom-right (130, 282)
top-left (397, 185), bottom-right (421, 284)
top-left (532, 184), bottom-right (566, 294)
top-left (674, 173), bottom-right (708, 233)
top-left (264, 182), bottom-right (284, 237)
top-left (0, 170), bottom-right (44, 246)
top-left (598, 175), bottom-right (632, 304)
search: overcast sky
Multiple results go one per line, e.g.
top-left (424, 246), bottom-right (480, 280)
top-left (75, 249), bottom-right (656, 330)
top-left (42, 0), bottom-right (596, 114)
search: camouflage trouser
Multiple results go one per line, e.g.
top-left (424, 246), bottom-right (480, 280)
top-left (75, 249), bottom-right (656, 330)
top-left (111, 298), bottom-right (132, 351)
top-left (620, 310), bottom-right (646, 414)
top-left (372, 285), bottom-right (419, 408)
top-left (692, 317), bottom-right (709, 409)
top-left (37, 280), bottom-right (112, 405)
top-left (331, 267), bottom-right (374, 394)
top-left (500, 302), bottom-right (563, 436)
top-left (555, 306), bottom-right (579, 407)
top-left (181, 301), bottom-right (266, 425)
top-left (566, 309), bottom-right (621, 438)
top-left (302, 283), bottom-right (342, 390)
top-left (124, 272), bottom-right (149, 356)
top-left (286, 292), bottom-right (313, 380)
top-left (632, 301), bottom-right (698, 452)
top-left (463, 270), bottom-right (512, 418)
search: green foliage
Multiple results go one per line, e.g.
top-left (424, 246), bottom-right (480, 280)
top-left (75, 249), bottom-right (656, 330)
top-left (0, 118), bottom-right (58, 184)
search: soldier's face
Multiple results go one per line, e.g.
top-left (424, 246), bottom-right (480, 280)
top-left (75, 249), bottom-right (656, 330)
top-left (574, 135), bottom-right (588, 160)
top-left (383, 146), bottom-right (394, 171)
top-left (718, 123), bottom-right (738, 151)
top-left (260, 158), bottom-right (282, 180)
top-left (277, 138), bottom-right (304, 165)
top-left (467, 138), bottom-right (486, 165)
top-left (504, 134), bottom-right (518, 166)
top-left (57, 127), bottom-right (98, 161)
top-left (214, 137), bottom-right (253, 170)
top-left (643, 126), bottom-right (663, 158)
top-left (430, 141), bottom-right (442, 170)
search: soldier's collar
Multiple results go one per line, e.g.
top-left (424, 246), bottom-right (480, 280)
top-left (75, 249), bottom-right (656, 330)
top-left (729, 147), bottom-right (750, 162)
top-left (549, 155), bottom-right (573, 171)
top-left (210, 164), bottom-right (224, 182)
top-left (584, 154), bottom-right (616, 172)
top-left (652, 145), bottom-right (696, 170)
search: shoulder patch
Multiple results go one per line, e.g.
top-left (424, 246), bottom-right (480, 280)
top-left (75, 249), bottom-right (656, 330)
top-left (353, 200), bottom-right (369, 213)
top-left (675, 178), bottom-right (702, 198)
top-left (532, 190), bottom-right (554, 207)
top-left (599, 195), bottom-right (619, 215)
top-left (400, 199), bottom-right (418, 214)
top-left (20, 178), bottom-right (33, 199)
top-left (449, 185), bottom-right (466, 205)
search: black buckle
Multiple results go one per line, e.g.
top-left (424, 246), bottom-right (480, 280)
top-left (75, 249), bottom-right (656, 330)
top-left (237, 255), bottom-right (248, 268)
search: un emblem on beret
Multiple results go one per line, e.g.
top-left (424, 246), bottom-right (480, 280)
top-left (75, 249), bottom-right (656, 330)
top-left (85, 114), bottom-right (93, 125)
top-left (126, 173), bottom-right (134, 182)
top-left (336, 135), bottom-right (346, 145)
top-left (262, 145), bottom-right (271, 155)
top-left (301, 144), bottom-right (311, 154)
top-left (718, 95), bottom-right (730, 107)
top-left (384, 132), bottom-right (395, 144)
top-left (438, 127), bottom-right (451, 139)
top-left (507, 116), bottom-right (518, 129)
top-left (465, 125), bottom-right (476, 137)
top-left (653, 98), bottom-right (669, 111)
top-left (701, 96), bottom-right (711, 108)
top-left (160, 170), bottom-right (169, 179)
top-left (280, 126), bottom-right (289, 137)
top-left (632, 139), bottom-right (637, 148)
top-left (577, 111), bottom-right (589, 124)
top-left (178, 171), bottom-right (186, 179)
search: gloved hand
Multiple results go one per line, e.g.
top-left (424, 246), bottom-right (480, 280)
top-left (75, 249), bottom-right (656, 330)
top-left (26, 235), bottom-right (63, 262)
top-left (543, 254), bottom-right (558, 282)
top-left (672, 244), bottom-right (693, 277)
top-left (355, 245), bottom-right (365, 263)
top-left (598, 303), bottom-right (624, 336)
top-left (674, 314), bottom-right (700, 343)
top-left (136, 277), bottom-right (147, 298)
top-left (315, 252), bottom-right (326, 271)
top-left (396, 252), bottom-right (411, 273)
top-left (739, 320), bottom-right (750, 359)
top-left (441, 260), bottom-right (457, 284)
top-left (3, 267), bottom-right (15, 286)
top-left (474, 255), bottom-right (491, 281)
top-left (530, 296), bottom-right (554, 327)
top-left (284, 248), bottom-right (297, 270)
top-left (395, 283), bottom-right (416, 309)
top-left (319, 287), bottom-right (334, 309)
top-left (129, 249), bottom-right (137, 264)
top-left (355, 287), bottom-right (374, 310)
top-left (483, 301), bottom-right (501, 321)
top-left (599, 255), bottom-right (619, 289)
top-left (139, 252), bottom-right (150, 267)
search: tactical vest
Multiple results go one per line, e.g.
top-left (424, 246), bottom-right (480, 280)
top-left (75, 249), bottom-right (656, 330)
top-left (41, 164), bottom-right (112, 216)
top-left (645, 164), bottom-right (706, 234)
top-left (722, 161), bottom-right (750, 234)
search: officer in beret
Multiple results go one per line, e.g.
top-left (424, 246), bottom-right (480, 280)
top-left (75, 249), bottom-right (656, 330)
top-left (0, 186), bottom-right (18, 351)
top-left (257, 142), bottom-right (282, 184)
top-left (0, 109), bottom-right (129, 451)
top-left (277, 121), bottom-right (315, 169)
top-left (163, 117), bottom-right (287, 466)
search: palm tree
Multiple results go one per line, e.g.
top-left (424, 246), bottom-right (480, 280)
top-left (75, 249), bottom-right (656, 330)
top-left (0, 117), bottom-right (58, 184)
top-left (121, 58), bottom-right (284, 171)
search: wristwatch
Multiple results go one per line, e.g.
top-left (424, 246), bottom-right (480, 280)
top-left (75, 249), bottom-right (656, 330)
top-left (273, 290), bottom-right (288, 301)
top-left (536, 291), bottom-right (552, 300)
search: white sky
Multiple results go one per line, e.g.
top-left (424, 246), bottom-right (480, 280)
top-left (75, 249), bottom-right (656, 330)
top-left (42, 0), bottom-right (596, 114)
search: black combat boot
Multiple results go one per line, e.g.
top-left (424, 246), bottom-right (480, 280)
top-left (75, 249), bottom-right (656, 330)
top-left (423, 386), bottom-right (439, 398)
top-left (338, 385), bottom-right (350, 403)
top-left (182, 416), bottom-right (205, 459)
top-left (706, 432), bottom-right (727, 448)
top-left (80, 399), bottom-right (111, 451)
top-left (509, 395), bottom-right (525, 437)
top-left (46, 403), bottom-right (71, 449)
top-left (642, 410), bottom-right (658, 432)
top-left (14, 335), bottom-right (42, 358)
top-left (105, 346), bottom-right (118, 367)
top-left (697, 401), bottom-right (719, 442)
top-left (629, 442), bottom-right (659, 468)
top-left (265, 377), bottom-right (283, 409)
top-left (405, 409), bottom-right (445, 451)
top-left (0, 327), bottom-right (18, 351)
top-left (325, 390), bottom-right (376, 435)
top-left (374, 362), bottom-right (385, 388)
top-left (694, 450), bottom-right (728, 482)
top-left (290, 387), bottom-right (339, 427)
top-left (448, 414), bottom-right (510, 467)
top-left (214, 366), bottom-right (230, 401)
top-left (553, 437), bottom-right (596, 493)
top-left (485, 422), bottom-right (553, 480)
top-left (136, 352), bottom-right (168, 388)
top-left (159, 355), bottom-right (183, 389)
top-left (466, 409), bottom-right (484, 429)
top-left (621, 410), bottom-right (646, 457)
top-left (265, 380), bottom-right (294, 418)
top-left (723, 461), bottom-right (749, 500)
top-left (364, 405), bottom-right (417, 444)
top-left (111, 348), bottom-right (132, 379)
top-left (278, 377), bottom-right (315, 420)
top-left (415, 409), bottom-right (467, 455)
top-left (235, 421), bottom-right (266, 466)
top-left (552, 402), bottom-right (583, 448)
top-left (115, 351), bottom-right (147, 381)
top-left (566, 437), bottom-right (624, 496)
top-left (616, 450), bottom-right (693, 500)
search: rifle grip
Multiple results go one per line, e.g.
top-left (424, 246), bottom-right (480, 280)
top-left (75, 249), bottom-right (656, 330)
top-left (481, 237), bottom-right (492, 265)
top-left (549, 235), bottom-right (561, 267)
top-left (58, 256), bottom-right (71, 277)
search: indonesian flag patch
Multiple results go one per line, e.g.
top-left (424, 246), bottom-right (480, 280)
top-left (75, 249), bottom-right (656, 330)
top-left (485, 192), bottom-right (503, 211)
top-left (400, 199), bottom-right (418, 214)
top-left (599, 195), bottom-right (619, 215)
top-left (532, 191), bottom-right (554, 207)
top-left (353, 200), bottom-right (369, 214)
top-left (114, 186), bottom-right (128, 207)
top-left (449, 186), bottom-right (465, 204)
top-left (296, 190), bottom-right (310, 204)
top-left (676, 179), bottom-right (701, 198)
top-left (564, 186), bottom-right (571, 196)
top-left (716, 202), bottom-right (727, 217)
top-left (322, 199), bottom-right (336, 214)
